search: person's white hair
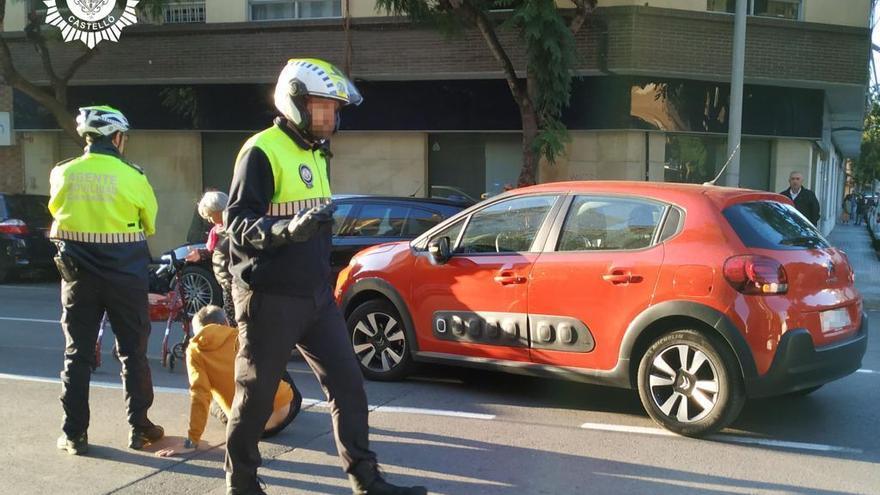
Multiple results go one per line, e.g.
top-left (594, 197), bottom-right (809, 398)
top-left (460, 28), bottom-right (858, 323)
top-left (192, 305), bottom-right (227, 333)
top-left (197, 191), bottom-right (229, 221)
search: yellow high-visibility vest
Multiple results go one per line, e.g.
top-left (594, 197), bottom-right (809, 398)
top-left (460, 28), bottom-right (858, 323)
top-left (48, 151), bottom-right (157, 243)
top-left (239, 125), bottom-right (331, 217)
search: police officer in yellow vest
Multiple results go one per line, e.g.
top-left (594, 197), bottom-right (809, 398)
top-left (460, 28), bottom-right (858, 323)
top-left (50, 106), bottom-right (164, 455)
top-left (225, 60), bottom-right (426, 495)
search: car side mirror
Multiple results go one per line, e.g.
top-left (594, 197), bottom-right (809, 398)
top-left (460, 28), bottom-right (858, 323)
top-left (428, 236), bottom-right (451, 264)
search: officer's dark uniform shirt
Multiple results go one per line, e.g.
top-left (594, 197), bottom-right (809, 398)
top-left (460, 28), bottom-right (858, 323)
top-left (226, 118), bottom-right (333, 296)
top-left (48, 141), bottom-right (158, 289)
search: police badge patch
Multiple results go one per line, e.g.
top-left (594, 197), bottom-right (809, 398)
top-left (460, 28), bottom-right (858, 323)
top-left (299, 164), bottom-right (314, 188)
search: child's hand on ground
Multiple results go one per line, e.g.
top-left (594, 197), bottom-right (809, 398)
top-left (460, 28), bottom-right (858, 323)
top-left (155, 437), bottom-right (197, 457)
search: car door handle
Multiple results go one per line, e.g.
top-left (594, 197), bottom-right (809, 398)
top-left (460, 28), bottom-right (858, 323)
top-left (603, 270), bottom-right (642, 285)
top-left (494, 273), bottom-right (527, 285)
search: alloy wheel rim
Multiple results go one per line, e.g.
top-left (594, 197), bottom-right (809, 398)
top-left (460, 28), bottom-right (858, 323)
top-left (352, 311), bottom-right (406, 373)
top-left (181, 273), bottom-right (213, 315)
top-left (648, 344), bottom-right (720, 423)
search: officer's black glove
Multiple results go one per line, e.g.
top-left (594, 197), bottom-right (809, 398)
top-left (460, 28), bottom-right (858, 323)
top-left (284, 202), bottom-right (336, 243)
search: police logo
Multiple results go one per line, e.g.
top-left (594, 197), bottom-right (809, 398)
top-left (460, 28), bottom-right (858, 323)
top-left (299, 164), bottom-right (314, 188)
top-left (43, 0), bottom-right (140, 49)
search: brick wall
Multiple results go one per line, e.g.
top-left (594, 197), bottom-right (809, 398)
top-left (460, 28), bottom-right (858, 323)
top-left (0, 85), bottom-right (23, 193)
top-left (4, 6), bottom-right (868, 87)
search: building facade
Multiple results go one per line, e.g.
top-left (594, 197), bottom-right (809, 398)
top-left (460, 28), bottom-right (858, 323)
top-left (1, 0), bottom-right (871, 251)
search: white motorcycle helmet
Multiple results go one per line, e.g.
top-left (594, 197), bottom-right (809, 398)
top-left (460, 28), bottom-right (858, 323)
top-left (273, 58), bottom-right (363, 134)
top-left (75, 105), bottom-right (130, 138)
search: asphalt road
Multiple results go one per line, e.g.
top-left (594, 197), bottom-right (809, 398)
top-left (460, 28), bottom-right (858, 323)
top-left (0, 278), bottom-right (878, 495)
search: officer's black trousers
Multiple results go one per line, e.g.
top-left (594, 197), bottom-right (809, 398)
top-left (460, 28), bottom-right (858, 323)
top-left (59, 271), bottom-right (154, 438)
top-left (226, 285), bottom-right (376, 487)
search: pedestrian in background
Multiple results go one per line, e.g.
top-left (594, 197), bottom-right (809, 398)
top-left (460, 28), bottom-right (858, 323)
top-left (49, 106), bottom-right (164, 455)
top-left (186, 191), bottom-right (236, 326)
top-left (856, 195), bottom-right (867, 226)
top-left (780, 171), bottom-right (820, 227)
top-left (842, 194), bottom-right (853, 224)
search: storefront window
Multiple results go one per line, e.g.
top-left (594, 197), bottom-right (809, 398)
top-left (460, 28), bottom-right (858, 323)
top-left (665, 134), bottom-right (771, 190)
top-left (664, 135), bottom-right (728, 184)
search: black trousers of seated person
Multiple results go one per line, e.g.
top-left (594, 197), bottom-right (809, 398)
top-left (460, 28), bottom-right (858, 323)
top-left (59, 270), bottom-right (154, 438)
top-left (225, 285), bottom-right (377, 488)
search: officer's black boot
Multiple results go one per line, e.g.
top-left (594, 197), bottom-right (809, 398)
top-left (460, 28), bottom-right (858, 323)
top-left (128, 422), bottom-right (164, 450)
top-left (349, 461), bottom-right (428, 495)
top-left (57, 432), bottom-right (88, 455)
top-left (226, 473), bottom-right (267, 495)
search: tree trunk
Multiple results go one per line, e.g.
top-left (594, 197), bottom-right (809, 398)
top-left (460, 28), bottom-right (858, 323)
top-left (518, 108), bottom-right (540, 186)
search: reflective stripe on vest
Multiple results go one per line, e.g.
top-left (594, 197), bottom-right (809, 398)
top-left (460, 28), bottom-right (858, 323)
top-left (267, 197), bottom-right (331, 217)
top-left (50, 228), bottom-right (146, 244)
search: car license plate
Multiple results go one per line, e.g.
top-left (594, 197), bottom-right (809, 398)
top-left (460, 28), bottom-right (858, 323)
top-left (820, 308), bottom-right (850, 334)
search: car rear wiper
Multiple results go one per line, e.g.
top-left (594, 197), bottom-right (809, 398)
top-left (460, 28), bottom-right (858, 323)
top-left (780, 236), bottom-right (822, 247)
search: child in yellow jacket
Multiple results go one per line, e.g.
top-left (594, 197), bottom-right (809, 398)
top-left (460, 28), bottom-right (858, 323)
top-left (159, 305), bottom-right (301, 455)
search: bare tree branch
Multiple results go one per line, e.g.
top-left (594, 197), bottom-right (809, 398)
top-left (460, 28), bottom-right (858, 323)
top-left (0, 35), bottom-right (80, 141)
top-left (569, 0), bottom-right (597, 35)
top-left (25, 16), bottom-right (62, 85)
top-left (468, 3), bottom-right (528, 109)
top-left (62, 47), bottom-right (99, 83)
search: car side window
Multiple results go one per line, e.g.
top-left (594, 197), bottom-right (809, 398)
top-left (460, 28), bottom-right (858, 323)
top-left (404, 207), bottom-right (444, 237)
top-left (331, 203), bottom-right (354, 236)
top-left (349, 203), bottom-right (409, 237)
top-left (428, 219), bottom-right (465, 250)
top-left (457, 195), bottom-right (557, 254)
top-left (558, 196), bottom-right (665, 251)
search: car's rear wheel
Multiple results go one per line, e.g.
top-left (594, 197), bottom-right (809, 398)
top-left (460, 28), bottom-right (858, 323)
top-left (347, 299), bottom-right (413, 381)
top-left (637, 329), bottom-right (745, 437)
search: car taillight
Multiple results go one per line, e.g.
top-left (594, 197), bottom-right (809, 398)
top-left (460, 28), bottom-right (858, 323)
top-left (0, 219), bottom-right (28, 235)
top-left (723, 255), bottom-right (788, 295)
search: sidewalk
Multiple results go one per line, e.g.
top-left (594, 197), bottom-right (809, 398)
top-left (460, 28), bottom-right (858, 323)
top-left (827, 223), bottom-right (880, 310)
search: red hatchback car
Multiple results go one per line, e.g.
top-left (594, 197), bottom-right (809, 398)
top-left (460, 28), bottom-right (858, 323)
top-left (335, 181), bottom-right (868, 436)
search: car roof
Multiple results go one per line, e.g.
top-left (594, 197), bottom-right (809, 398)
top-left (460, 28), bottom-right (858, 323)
top-left (333, 194), bottom-right (471, 208)
top-left (514, 181), bottom-right (785, 209)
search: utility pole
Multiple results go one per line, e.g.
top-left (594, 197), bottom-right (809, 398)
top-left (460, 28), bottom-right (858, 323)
top-left (725, 0), bottom-right (747, 187)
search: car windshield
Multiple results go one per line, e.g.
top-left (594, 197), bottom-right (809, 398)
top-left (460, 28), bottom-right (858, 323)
top-left (0, 195), bottom-right (52, 226)
top-left (723, 200), bottom-right (829, 250)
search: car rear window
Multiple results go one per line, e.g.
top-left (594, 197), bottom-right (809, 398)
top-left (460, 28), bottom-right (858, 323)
top-left (0, 195), bottom-right (52, 226)
top-left (722, 200), bottom-right (829, 250)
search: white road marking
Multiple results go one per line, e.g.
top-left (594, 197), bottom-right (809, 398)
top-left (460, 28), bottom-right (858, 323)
top-left (579, 422), bottom-right (862, 454)
top-left (0, 372), bottom-right (188, 395)
top-left (0, 372), bottom-right (495, 420)
top-left (856, 369), bottom-right (878, 374)
top-left (371, 405), bottom-right (495, 420)
top-left (0, 316), bottom-right (59, 324)
top-left (0, 285), bottom-right (56, 291)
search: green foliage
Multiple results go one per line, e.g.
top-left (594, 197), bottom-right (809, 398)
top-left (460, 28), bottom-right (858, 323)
top-left (854, 100), bottom-right (880, 187)
top-left (509, 0), bottom-right (575, 163)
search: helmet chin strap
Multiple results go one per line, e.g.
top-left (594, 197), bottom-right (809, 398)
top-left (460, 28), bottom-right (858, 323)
top-left (279, 117), bottom-right (331, 156)
top-left (282, 118), bottom-right (319, 147)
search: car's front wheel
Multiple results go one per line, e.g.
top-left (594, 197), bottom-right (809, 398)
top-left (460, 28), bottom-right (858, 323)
top-left (178, 265), bottom-right (222, 316)
top-left (637, 329), bottom-right (745, 437)
top-left (347, 299), bottom-right (414, 381)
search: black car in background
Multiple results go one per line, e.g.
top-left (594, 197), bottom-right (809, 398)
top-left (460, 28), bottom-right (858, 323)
top-left (329, 195), bottom-right (470, 276)
top-left (175, 195), bottom-right (471, 312)
top-left (0, 194), bottom-right (56, 282)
